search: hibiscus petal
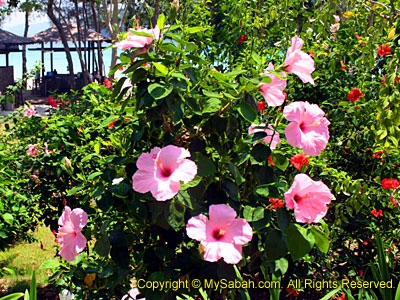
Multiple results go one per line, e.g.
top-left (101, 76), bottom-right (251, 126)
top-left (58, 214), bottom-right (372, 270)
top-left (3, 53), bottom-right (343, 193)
top-left (171, 159), bottom-right (197, 184)
top-left (283, 101), bottom-right (304, 122)
top-left (186, 214), bottom-right (208, 242)
top-left (285, 122), bottom-right (304, 148)
top-left (225, 219), bottom-right (253, 245)
top-left (203, 242), bottom-right (222, 262)
top-left (132, 170), bottom-right (157, 194)
top-left (219, 243), bottom-right (243, 264)
top-left (75, 231), bottom-right (87, 253)
top-left (150, 179), bottom-right (180, 201)
top-left (209, 204), bottom-right (236, 227)
top-left (58, 206), bottom-right (71, 226)
top-left (70, 208), bottom-right (88, 230)
top-left (58, 233), bottom-right (78, 262)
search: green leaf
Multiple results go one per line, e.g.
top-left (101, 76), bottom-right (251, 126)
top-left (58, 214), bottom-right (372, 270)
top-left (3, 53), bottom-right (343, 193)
top-left (0, 293), bottom-right (25, 300)
top-left (129, 30), bottom-right (153, 38)
top-left (67, 185), bottom-right (84, 196)
top-left (157, 13), bottom-right (165, 30)
top-left (95, 233), bottom-right (111, 257)
top-left (159, 43), bottom-right (185, 54)
top-left (203, 98), bottom-right (221, 113)
top-left (250, 144), bottom-right (271, 162)
top-left (148, 83), bottom-right (173, 100)
top-left (238, 101), bottom-right (257, 123)
top-left (152, 62), bottom-right (169, 76)
top-left (100, 115), bottom-right (119, 128)
top-left (195, 154), bottom-right (217, 176)
top-left (272, 153), bottom-right (289, 171)
top-left (310, 227), bottom-right (329, 253)
top-left (2, 213), bottom-right (14, 225)
top-left (255, 185), bottom-right (269, 198)
top-left (88, 171), bottom-right (103, 181)
top-left (286, 223), bottom-right (314, 260)
top-left (225, 70), bottom-right (247, 77)
top-left (265, 230), bottom-right (287, 261)
top-left (187, 27), bottom-right (208, 34)
top-left (39, 260), bottom-right (60, 269)
top-left (30, 271), bottom-right (36, 300)
top-left (203, 90), bottom-right (223, 98)
top-left (228, 163), bottom-right (244, 185)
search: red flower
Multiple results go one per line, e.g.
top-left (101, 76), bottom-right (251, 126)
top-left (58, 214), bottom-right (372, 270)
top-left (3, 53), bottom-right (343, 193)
top-left (371, 208), bottom-right (383, 217)
top-left (283, 91), bottom-right (287, 101)
top-left (119, 66), bottom-right (124, 71)
top-left (340, 61), bottom-right (346, 70)
top-left (381, 178), bottom-right (400, 189)
top-left (104, 78), bottom-right (112, 88)
top-left (391, 196), bottom-right (398, 207)
top-left (355, 34), bottom-right (361, 40)
top-left (258, 101), bottom-right (266, 111)
top-left (372, 151), bottom-right (383, 159)
top-left (268, 155), bottom-right (275, 166)
top-left (308, 51), bottom-right (314, 57)
top-left (358, 269), bottom-right (364, 277)
top-left (290, 153), bottom-right (309, 170)
top-left (347, 88), bottom-right (363, 102)
top-left (238, 35), bottom-right (247, 44)
top-left (108, 119), bottom-right (117, 129)
top-left (78, 126), bottom-right (83, 135)
top-left (378, 45), bottom-right (391, 56)
top-left (363, 240), bottom-right (368, 245)
top-left (47, 96), bottom-right (59, 108)
top-left (396, 76), bottom-right (400, 83)
top-left (286, 287), bottom-right (300, 297)
top-left (269, 198), bottom-right (284, 211)
top-left (143, 63), bottom-right (151, 68)
top-left (340, 293), bottom-right (345, 300)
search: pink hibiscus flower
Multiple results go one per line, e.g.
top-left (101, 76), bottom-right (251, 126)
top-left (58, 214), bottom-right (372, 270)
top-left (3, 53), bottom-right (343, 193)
top-left (56, 206), bottom-right (88, 262)
top-left (284, 174), bottom-right (333, 223)
top-left (122, 288), bottom-right (144, 300)
top-left (115, 24), bottom-right (161, 50)
top-left (283, 101), bottom-right (330, 156)
top-left (186, 204), bottom-right (253, 264)
top-left (248, 123), bottom-right (280, 150)
top-left (0, 0), bottom-right (7, 6)
top-left (259, 62), bottom-right (287, 107)
top-left (26, 144), bottom-right (39, 157)
top-left (23, 106), bottom-right (35, 118)
top-left (284, 36), bottom-right (315, 85)
top-left (132, 145), bottom-right (197, 201)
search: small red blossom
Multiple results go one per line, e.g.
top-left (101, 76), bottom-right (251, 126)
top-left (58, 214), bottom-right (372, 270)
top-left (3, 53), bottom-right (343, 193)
top-left (268, 155), bottom-right (275, 166)
top-left (391, 196), bottom-right (398, 207)
top-left (104, 78), bottom-right (112, 88)
top-left (363, 240), bottom-right (368, 245)
top-left (371, 208), bottom-right (383, 218)
top-left (341, 65), bottom-right (346, 70)
top-left (119, 66), bottom-right (124, 71)
top-left (47, 96), bottom-right (59, 108)
top-left (308, 51), bottom-right (314, 57)
top-left (269, 198), bottom-right (284, 211)
top-left (340, 293), bottom-right (345, 300)
top-left (372, 151), bottom-right (383, 159)
top-left (358, 269), bottom-right (364, 277)
top-left (290, 153), bottom-right (309, 170)
top-left (381, 178), bottom-right (399, 189)
top-left (378, 45), bottom-right (391, 56)
top-left (395, 76), bottom-right (399, 83)
top-left (283, 91), bottom-right (287, 101)
top-left (347, 88), bottom-right (363, 102)
top-left (286, 287), bottom-right (300, 297)
top-left (355, 34), bottom-right (361, 40)
top-left (258, 101), bottom-right (266, 111)
top-left (238, 35), bottom-right (247, 44)
top-left (78, 126), bottom-right (83, 135)
top-left (108, 119), bottom-right (118, 129)
top-left (143, 63), bottom-right (151, 68)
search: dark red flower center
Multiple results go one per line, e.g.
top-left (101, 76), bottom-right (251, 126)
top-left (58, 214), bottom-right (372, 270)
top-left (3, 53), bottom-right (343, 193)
top-left (161, 168), bottom-right (172, 177)
top-left (294, 194), bottom-right (301, 202)
top-left (213, 228), bottom-right (226, 240)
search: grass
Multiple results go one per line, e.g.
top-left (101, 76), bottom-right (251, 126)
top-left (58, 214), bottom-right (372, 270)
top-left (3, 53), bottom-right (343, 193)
top-left (0, 224), bottom-right (60, 295)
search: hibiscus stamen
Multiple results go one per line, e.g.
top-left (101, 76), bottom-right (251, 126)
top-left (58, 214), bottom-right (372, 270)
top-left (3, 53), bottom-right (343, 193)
top-left (156, 159), bottom-right (172, 177)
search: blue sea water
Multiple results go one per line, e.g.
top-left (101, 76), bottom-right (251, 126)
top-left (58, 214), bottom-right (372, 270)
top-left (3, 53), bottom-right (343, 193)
top-left (2, 41), bottom-right (116, 80)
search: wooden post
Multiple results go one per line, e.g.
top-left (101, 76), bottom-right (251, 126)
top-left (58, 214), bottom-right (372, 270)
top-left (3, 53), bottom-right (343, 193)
top-left (41, 42), bottom-right (45, 78)
top-left (5, 44), bottom-right (9, 66)
top-left (50, 41), bottom-right (54, 71)
top-left (88, 41), bottom-right (91, 75)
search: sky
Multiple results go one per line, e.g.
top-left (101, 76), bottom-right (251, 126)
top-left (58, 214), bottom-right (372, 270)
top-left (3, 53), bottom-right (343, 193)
top-left (1, 10), bottom-right (114, 80)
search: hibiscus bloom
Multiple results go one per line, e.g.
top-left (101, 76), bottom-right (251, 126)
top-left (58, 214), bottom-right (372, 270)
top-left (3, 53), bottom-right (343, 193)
top-left (284, 174), bottom-right (333, 223)
top-left (381, 178), bottom-right (399, 189)
top-left (347, 88), bottom-right (363, 102)
top-left (378, 45), bottom-right (391, 56)
top-left (283, 101), bottom-right (330, 156)
top-left (23, 106), bottom-right (35, 118)
top-left (284, 36), bottom-right (315, 85)
top-left (132, 145), bottom-right (197, 201)
top-left (269, 198), bottom-right (284, 211)
top-left (115, 24), bottom-right (160, 50)
top-left (47, 96), bottom-right (59, 108)
top-left (330, 23), bottom-right (340, 33)
top-left (248, 123), bottom-right (280, 150)
top-left (186, 204), bottom-right (253, 264)
top-left (26, 144), bottom-right (39, 157)
top-left (290, 153), bottom-right (309, 170)
top-left (259, 62), bottom-right (287, 107)
top-left (43, 142), bottom-right (53, 156)
top-left (333, 15), bottom-right (340, 22)
top-left (56, 206), bottom-right (88, 262)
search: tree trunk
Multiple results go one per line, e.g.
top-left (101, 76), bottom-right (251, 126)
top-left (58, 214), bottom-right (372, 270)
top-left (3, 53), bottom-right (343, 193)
top-left (22, 11), bottom-right (29, 88)
top-left (47, 0), bottom-right (75, 89)
top-left (152, 0), bottom-right (160, 27)
top-left (91, 0), bottom-right (104, 78)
